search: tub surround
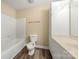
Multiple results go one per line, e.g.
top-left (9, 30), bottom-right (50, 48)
top-left (50, 1), bottom-right (78, 59)
top-left (1, 13), bottom-right (26, 59)
top-left (51, 36), bottom-right (78, 59)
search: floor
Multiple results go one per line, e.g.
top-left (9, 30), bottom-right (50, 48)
top-left (13, 47), bottom-right (53, 59)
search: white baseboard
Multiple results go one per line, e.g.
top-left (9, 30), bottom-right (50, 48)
top-left (1, 39), bottom-right (25, 59)
top-left (35, 45), bottom-right (49, 49)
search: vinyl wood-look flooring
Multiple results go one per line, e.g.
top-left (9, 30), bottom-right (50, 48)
top-left (13, 47), bottom-right (53, 59)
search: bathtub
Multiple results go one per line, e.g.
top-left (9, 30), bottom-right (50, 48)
top-left (49, 36), bottom-right (77, 59)
top-left (1, 37), bottom-right (26, 59)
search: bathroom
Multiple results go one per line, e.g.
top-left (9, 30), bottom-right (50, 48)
top-left (1, 0), bottom-right (78, 59)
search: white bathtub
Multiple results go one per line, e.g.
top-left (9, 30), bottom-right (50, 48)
top-left (1, 38), bottom-right (25, 59)
top-left (49, 36), bottom-right (77, 59)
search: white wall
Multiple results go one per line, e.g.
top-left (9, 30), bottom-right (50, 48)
top-left (51, 0), bottom-right (78, 37)
top-left (71, 0), bottom-right (78, 36)
top-left (51, 1), bottom-right (69, 36)
top-left (1, 14), bottom-right (26, 59)
top-left (16, 18), bottom-right (26, 39)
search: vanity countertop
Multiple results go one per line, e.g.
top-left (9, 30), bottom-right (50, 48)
top-left (52, 36), bottom-right (78, 59)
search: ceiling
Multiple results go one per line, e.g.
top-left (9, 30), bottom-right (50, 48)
top-left (2, 0), bottom-right (49, 10)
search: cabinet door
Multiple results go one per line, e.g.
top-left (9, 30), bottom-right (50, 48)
top-left (51, 1), bottom-right (69, 36)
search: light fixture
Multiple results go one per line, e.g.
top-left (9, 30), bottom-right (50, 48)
top-left (28, 0), bottom-right (34, 3)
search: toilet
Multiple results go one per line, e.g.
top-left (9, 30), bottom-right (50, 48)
top-left (26, 34), bottom-right (38, 56)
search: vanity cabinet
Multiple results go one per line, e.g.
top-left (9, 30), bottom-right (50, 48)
top-left (49, 38), bottom-right (75, 59)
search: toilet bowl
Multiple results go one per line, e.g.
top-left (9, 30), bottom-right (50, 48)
top-left (26, 34), bottom-right (38, 56)
top-left (27, 42), bottom-right (35, 55)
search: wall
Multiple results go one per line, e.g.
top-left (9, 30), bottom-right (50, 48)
top-left (16, 18), bottom-right (26, 39)
top-left (16, 5), bottom-right (49, 46)
top-left (1, 2), bottom-right (16, 17)
top-left (51, 1), bottom-right (69, 36)
top-left (51, 0), bottom-right (78, 37)
top-left (71, 0), bottom-right (78, 37)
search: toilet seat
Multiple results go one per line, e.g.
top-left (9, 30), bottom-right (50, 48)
top-left (26, 42), bottom-right (35, 50)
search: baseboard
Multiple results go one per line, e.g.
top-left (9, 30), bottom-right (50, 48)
top-left (1, 39), bottom-right (25, 59)
top-left (35, 45), bottom-right (49, 49)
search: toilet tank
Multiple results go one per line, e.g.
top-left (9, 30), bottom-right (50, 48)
top-left (30, 34), bottom-right (38, 42)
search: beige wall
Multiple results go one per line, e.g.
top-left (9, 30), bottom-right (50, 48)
top-left (1, 2), bottom-right (49, 46)
top-left (16, 5), bottom-right (49, 46)
top-left (1, 2), bottom-right (16, 17)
